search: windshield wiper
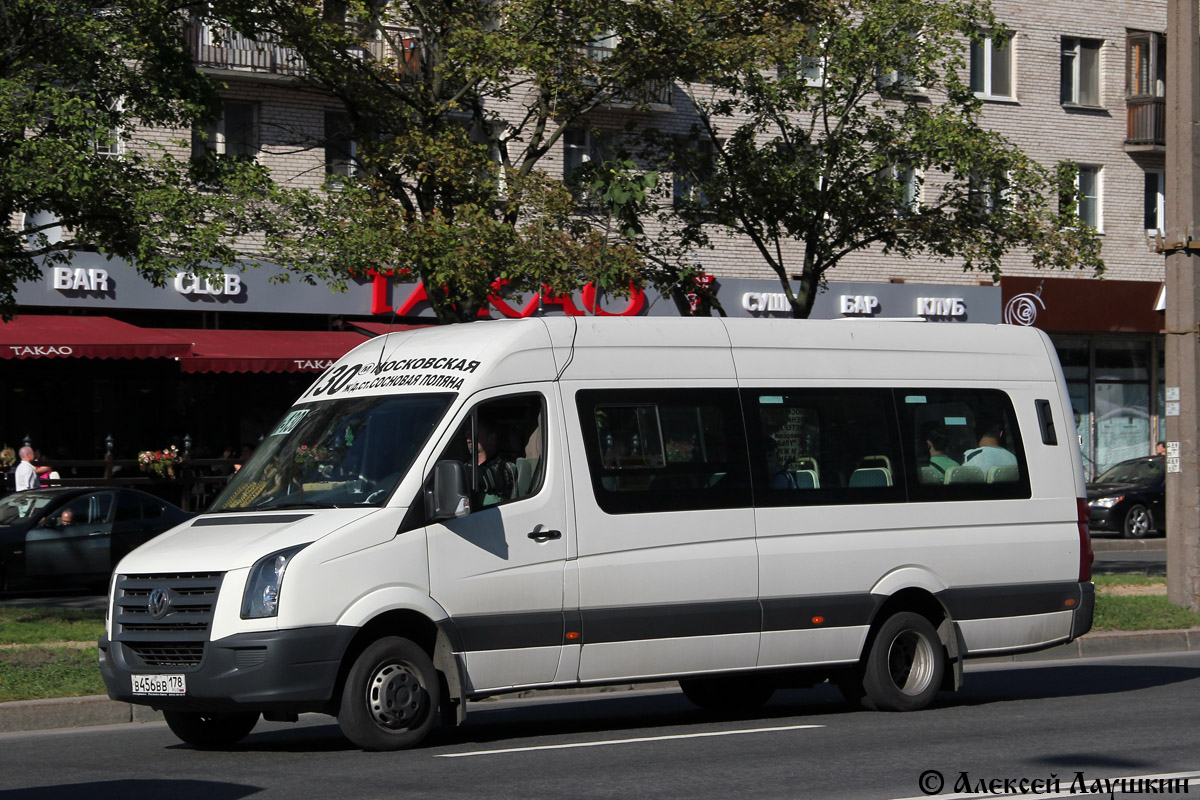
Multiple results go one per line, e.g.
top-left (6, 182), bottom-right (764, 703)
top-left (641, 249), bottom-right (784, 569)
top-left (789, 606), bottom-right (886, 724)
top-left (256, 501), bottom-right (341, 511)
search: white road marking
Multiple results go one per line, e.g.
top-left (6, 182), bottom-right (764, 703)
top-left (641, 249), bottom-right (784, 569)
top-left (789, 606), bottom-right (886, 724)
top-left (890, 769), bottom-right (1200, 800)
top-left (436, 723), bottom-right (824, 758)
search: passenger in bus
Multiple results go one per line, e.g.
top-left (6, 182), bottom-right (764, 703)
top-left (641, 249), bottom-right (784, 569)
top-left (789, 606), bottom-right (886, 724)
top-left (962, 416), bottom-right (1018, 472)
top-left (921, 421), bottom-right (959, 479)
top-left (472, 414), bottom-right (519, 505)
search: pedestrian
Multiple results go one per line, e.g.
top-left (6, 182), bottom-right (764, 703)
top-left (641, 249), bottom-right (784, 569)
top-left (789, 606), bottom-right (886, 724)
top-left (14, 446), bottom-right (50, 491)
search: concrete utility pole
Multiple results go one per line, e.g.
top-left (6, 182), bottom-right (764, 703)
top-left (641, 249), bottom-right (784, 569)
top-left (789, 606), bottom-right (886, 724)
top-left (1164, 0), bottom-right (1200, 610)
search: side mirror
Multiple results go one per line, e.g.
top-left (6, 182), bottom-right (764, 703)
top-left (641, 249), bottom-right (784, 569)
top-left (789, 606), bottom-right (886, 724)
top-left (426, 460), bottom-right (470, 522)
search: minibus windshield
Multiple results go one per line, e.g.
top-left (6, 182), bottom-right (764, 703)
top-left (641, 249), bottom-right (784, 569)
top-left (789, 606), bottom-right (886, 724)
top-left (210, 393), bottom-right (454, 512)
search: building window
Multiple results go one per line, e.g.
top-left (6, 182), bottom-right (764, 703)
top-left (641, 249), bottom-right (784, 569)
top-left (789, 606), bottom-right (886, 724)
top-left (1066, 164), bottom-right (1102, 229)
top-left (92, 96), bottom-right (125, 158)
top-left (1145, 170), bottom-right (1164, 234)
top-left (969, 171), bottom-right (1008, 214)
top-left (673, 139), bottom-right (714, 208)
top-left (1127, 32), bottom-right (1165, 98)
top-left (324, 111), bottom-right (357, 179)
top-left (898, 165), bottom-right (922, 213)
top-left (970, 32), bottom-right (1013, 99)
top-left (193, 100), bottom-right (258, 160)
top-left (877, 29), bottom-right (924, 93)
top-left (1061, 37), bottom-right (1102, 107)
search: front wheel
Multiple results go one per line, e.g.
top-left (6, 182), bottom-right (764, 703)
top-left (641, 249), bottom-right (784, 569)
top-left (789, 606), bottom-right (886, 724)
top-left (337, 636), bottom-right (440, 751)
top-left (861, 612), bottom-right (945, 712)
top-left (1123, 504), bottom-right (1153, 539)
top-left (163, 710), bottom-right (259, 748)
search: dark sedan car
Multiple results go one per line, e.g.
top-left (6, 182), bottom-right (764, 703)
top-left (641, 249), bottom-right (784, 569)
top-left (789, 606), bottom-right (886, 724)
top-left (1086, 455), bottom-right (1164, 538)
top-left (0, 487), bottom-right (194, 592)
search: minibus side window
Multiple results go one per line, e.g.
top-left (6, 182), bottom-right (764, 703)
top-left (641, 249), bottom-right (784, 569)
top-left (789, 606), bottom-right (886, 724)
top-left (898, 389), bottom-right (1031, 501)
top-left (744, 389), bottom-right (905, 507)
top-left (577, 389), bottom-right (751, 514)
top-left (432, 394), bottom-right (547, 512)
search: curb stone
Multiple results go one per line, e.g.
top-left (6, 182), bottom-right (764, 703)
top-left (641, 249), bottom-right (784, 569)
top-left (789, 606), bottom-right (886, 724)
top-left (4, 628), bottom-right (1199, 735)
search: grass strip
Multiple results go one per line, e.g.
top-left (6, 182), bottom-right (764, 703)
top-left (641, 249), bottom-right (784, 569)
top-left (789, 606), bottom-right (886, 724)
top-left (1093, 573), bottom-right (1166, 588)
top-left (0, 647), bottom-right (107, 703)
top-left (1093, 594), bottom-right (1200, 632)
top-left (0, 607), bottom-right (106, 646)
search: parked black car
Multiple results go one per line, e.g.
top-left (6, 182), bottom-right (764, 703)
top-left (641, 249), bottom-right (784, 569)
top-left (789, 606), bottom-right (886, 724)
top-left (1086, 455), bottom-right (1165, 538)
top-left (0, 487), bottom-right (194, 592)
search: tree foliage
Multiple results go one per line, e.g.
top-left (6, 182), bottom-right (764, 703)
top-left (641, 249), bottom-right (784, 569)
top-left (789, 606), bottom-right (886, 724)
top-left (0, 0), bottom-right (291, 318)
top-left (639, 0), bottom-right (1104, 317)
top-left (2, 0), bottom-right (1102, 323)
top-left (203, 0), bottom-right (815, 321)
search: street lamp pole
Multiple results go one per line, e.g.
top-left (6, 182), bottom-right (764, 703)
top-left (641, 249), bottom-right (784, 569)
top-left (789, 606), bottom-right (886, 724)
top-left (1164, 0), bottom-right (1200, 609)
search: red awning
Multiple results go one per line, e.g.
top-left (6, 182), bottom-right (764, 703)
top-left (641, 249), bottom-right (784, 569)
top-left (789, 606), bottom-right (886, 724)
top-left (0, 315), bottom-right (193, 360)
top-left (162, 329), bottom-right (370, 374)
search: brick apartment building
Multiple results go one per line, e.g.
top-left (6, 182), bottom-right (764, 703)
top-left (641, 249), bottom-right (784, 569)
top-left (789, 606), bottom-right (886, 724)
top-left (3, 1), bottom-right (1172, 476)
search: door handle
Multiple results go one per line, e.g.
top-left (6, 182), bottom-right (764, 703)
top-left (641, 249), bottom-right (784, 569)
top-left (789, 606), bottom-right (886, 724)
top-left (527, 528), bottom-right (562, 542)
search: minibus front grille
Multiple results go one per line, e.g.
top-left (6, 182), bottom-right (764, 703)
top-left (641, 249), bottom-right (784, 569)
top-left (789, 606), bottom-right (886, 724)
top-left (113, 572), bottom-right (224, 671)
top-left (124, 643), bottom-right (207, 668)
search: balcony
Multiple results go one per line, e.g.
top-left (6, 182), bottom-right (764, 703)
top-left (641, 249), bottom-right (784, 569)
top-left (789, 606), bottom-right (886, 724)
top-left (1126, 96), bottom-right (1165, 149)
top-left (582, 43), bottom-right (674, 109)
top-left (185, 21), bottom-right (420, 79)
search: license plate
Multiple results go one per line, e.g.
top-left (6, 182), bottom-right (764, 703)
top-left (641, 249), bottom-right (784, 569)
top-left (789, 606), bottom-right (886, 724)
top-left (132, 674), bottom-right (186, 695)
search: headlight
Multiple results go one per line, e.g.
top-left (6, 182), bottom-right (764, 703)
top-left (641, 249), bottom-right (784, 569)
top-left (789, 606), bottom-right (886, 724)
top-left (1092, 496), bottom-right (1122, 509)
top-left (241, 544), bottom-right (310, 619)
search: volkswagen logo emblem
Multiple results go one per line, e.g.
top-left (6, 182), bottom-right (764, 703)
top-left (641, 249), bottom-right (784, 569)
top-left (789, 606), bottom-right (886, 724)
top-left (147, 587), bottom-right (170, 620)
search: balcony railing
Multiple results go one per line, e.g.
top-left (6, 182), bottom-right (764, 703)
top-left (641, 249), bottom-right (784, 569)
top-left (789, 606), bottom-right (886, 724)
top-left (582, 44), bottom-right (674, 109)
top-left (185, 21), bottom-right (420, 78)
top-left (1126, 96), bottom-right (1165, 146)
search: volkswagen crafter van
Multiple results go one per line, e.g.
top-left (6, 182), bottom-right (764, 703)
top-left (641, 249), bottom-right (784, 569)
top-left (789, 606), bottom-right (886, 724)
top-left (99, 317), bottom-right (1094, 750)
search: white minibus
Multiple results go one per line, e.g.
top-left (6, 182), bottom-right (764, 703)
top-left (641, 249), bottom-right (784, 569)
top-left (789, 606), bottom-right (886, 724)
top-left (99, 317), bottom-right (1094, 750)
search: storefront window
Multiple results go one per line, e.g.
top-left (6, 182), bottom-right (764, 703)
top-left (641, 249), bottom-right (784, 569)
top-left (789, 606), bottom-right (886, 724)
top-left (1094, 339), bottom-right (1150, 381)
top-left (1094, 382), bottom-right (1150, 473)
top-left (1055, 337), bottom-right (1089, 381)
top-left (1068, 382), bottom-right (1093, 478)
top-left (1052, 335), bottom-right (1162, 481)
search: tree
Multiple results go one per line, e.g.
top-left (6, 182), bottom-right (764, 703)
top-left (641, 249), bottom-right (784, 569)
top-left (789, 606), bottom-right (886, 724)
top-left (202, 0), bottom-right (816, 322)
top-left (642, 0), bottom-right (1104, 318)
top-left (0, 0), bottom-right (290, 319)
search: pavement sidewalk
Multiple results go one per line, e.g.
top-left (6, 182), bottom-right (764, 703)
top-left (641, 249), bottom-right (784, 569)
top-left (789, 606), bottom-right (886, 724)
top-left (3, 626), bottom-right (1199, 735)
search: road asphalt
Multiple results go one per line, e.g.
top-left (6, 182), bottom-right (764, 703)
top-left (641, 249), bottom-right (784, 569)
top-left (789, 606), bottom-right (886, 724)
top-left (0, 536), bottom-right (1183, 735)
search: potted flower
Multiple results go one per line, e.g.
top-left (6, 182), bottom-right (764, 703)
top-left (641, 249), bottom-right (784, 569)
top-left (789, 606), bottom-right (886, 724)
top-left (138, 446), bottom-right (182, 479)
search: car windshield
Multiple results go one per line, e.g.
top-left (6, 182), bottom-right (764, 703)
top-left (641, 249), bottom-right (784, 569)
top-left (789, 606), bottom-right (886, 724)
top-left (210, 393), bottom-right (454, 512)
top-left (0, 491), bottom-right (59, 525)
top-left (1095, 458), bottom-right (1163, 485)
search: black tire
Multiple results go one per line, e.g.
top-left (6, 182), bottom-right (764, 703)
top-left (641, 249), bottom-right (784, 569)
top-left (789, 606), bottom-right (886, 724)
top-left (162, 710), bottom-right (259, 748)
top-left (679, 675), bottom-right (775, 712)
top-left (337, 636), bottom-right (440, 751)
top-left (1123, 504), bottom-right (1153, 539)
top-left (861, 612), bottom-right (945, 712)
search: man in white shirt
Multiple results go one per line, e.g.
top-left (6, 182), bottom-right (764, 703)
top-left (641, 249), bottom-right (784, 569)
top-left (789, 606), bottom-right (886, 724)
top-left (962, 418), bottom-right (1018, 473)
top-left (14, 447), bottom-right (40, 491)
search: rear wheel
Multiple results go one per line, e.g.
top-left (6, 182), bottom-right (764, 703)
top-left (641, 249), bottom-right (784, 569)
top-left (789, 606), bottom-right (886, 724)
top-left (337, 636), bottom-right (440, 751)
top-left (163, 711), bottom-right (259, 748)
top-left (861, 612), bottom-right (944, 712)
top-left (1123, 504), bottom-right (1153, 539)
top-left (679, 675), bottom-right (775, 712)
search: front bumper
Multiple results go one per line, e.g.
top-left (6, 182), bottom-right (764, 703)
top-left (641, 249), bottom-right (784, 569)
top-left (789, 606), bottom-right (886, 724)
top-left (99, 626), bottom-right (357, 714)
top-left (1087, 505), bottom-right (1119, 532)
